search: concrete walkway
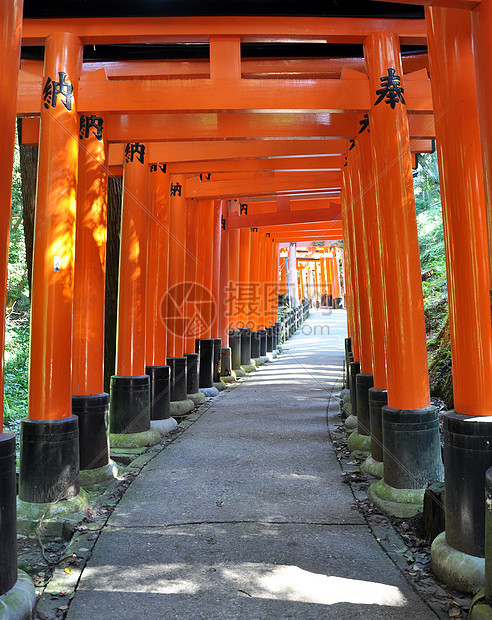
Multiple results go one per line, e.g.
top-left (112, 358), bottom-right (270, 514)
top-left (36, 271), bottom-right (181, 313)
top-left (67, 310), bottom-right (436, 619)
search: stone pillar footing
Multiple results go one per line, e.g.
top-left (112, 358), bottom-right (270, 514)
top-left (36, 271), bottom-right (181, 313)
top-left (199, 386), bottom-right (219, 397)
top-left (470, 592), bottom-right (492, 619)
top-left (213, 382), bottom-right (227, 391)
top-left (368, 479), bottom-right (425, 519)
top-left (169, 399), bottom-right (195, 418)
top-left (431, 531), bottom-right (484, 594)
top-left (109, 429), bottom-right (161, 449)
top-left (344, 414), bottom-right (357, 431)
top-left (362, 456), bottom-right (384, 479)
top-left (80, 460), bottom-right (119, 486)
top-left (17, 489), bottom-right (91, 538)
top-left (240, 364), bottom-right (256, 373)
top-left (0, 571), bottom-right (36, 620)
top-left (150, 417), bottom-right (178, 436)
top-left (347, 430), bottom-right (371, 456)
top-left (187, 392), bottom-right (206, 406)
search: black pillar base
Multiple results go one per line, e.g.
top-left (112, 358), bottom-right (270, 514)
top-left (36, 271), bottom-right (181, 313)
top-left (369, 388), bottom-right (387, 464)
top-left (485, 467), bottom-right (492, 602)
top-left (266, 326), bottom-right (274, 352)
top-left (349, 361), bottom-right (360, 412)
top-left (382, 405), bottom-right (443, 490)
top-left (109, 375), bottom-right (151, 435)
top-left (72, 393), bottom-right (110, 471)
top-left (239, 328), bottom-right (252, 365)
top-left (229, 329), bottom-right (242, 370)
top-left (0, 433), bottom-right (17, 595)
top-left (251, 331), bottom-right (260, 359)
top-left (195, 338), bottom-right (214, 388)
top-left (274, 321), bottom-right (282, 348)
top-left (356, 374), bottom-right (374, 437)
top-left (443, 412), bottom-right (492, 557)
top-left (167, 357), bottom-right (187, 402)
top-left (19, 416), bottom-right (80, 504)
top-left (281, 318), bottom-right (287, 343)
top-left (213, 338), bottom-right (222, 383)
top-left (221, 346), bottom-right (232, 376)
top-left (258, 329), bottom-right (267, 356)
top-left (344, 338), bottom-right (352, 389)
top-left (146, 365), bottom-right (171, 421)
top-left (184, 354), bottom-right (199, 395)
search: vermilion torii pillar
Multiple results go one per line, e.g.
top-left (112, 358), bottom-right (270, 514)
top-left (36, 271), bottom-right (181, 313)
top-left (19, 32), bottom-right (86, 510)
top-left (238, 227), bottom-right (254, 369)
top-left (183, 196), bottom-right (201, 402)
top-left (184, 196), bottom-right (198, 356)
top-left (364, 32), bottom-right (443, 518)
top-left (346, 142), bottom-right (374, 454)
top-left (218, 201), bottom-right (233, 379)
top-left (341, 167), bottom-right (360, 375)
top-left (166, 176), bottom-right (193, 413)
top-left (228, 220), bottom-right (243, 375)
top-left (249, 227), bottom-right (263, 363)
top-left (210, 200), bottom-right (224, 386)
top-left (256, 232), bottom-right (269, 359)
top-left (72, 112), bottom-right (115, 482)
top-left (359, 121), bottom-right (388, 479)
top-left (109, 142), bottom-right (160, 448)
top-left (145, 163), bottom-right (177, 435)
top-left (0, 1), bottom-right (35, 613)
top-left (472, 2), bottom-right (492, 314)
top-left (195, 199), bottom-right (218, 393)
top-left (426, 6), bottom-right (492, 594)
top-left (341, 162), bottom-right (362, 415)
top-left (196, 199), bottom-right (215, 339)
top-left (287, 243), bottom-right (299, 308)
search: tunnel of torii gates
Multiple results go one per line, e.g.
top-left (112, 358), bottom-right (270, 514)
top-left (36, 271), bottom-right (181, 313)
top-left (4, 0), bottom-right (492, 613)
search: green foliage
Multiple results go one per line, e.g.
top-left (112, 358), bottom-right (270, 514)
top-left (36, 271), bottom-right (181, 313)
top-left (4, 311), bottom-right (29, 427)
top-left (414, 152), bottom-right (453, 408)
top-left (4, 140), bottom-right (30, 427)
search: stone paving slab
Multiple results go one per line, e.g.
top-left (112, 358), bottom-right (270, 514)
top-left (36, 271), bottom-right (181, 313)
top-left (67, 522), bottom-right (435, 620)
top-left (65, 310), bottom-right (437, 619)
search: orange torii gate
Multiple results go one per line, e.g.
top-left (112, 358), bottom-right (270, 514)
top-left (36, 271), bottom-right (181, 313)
top-left (4, 1), bottom-right (492, 616)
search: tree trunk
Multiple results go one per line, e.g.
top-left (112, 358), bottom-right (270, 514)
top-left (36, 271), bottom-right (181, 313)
top-left (17, 119), bottom-right (37, 294)
top-left (104, 175), bottom-right (122, 393)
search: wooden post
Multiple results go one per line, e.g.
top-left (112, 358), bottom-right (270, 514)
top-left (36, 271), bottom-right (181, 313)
top-left (72, 113), bottom-right (111, 473)
top-left (20, 32), bottom-right (84, 505)
top-left (166, 175), bottom-right (188, 358)
top-left (146, 164), bottom-right (170, 367)
top-left (364, 33), bottom-right (442, 507)
top-left (427, 5), bottom-right (492, 569)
